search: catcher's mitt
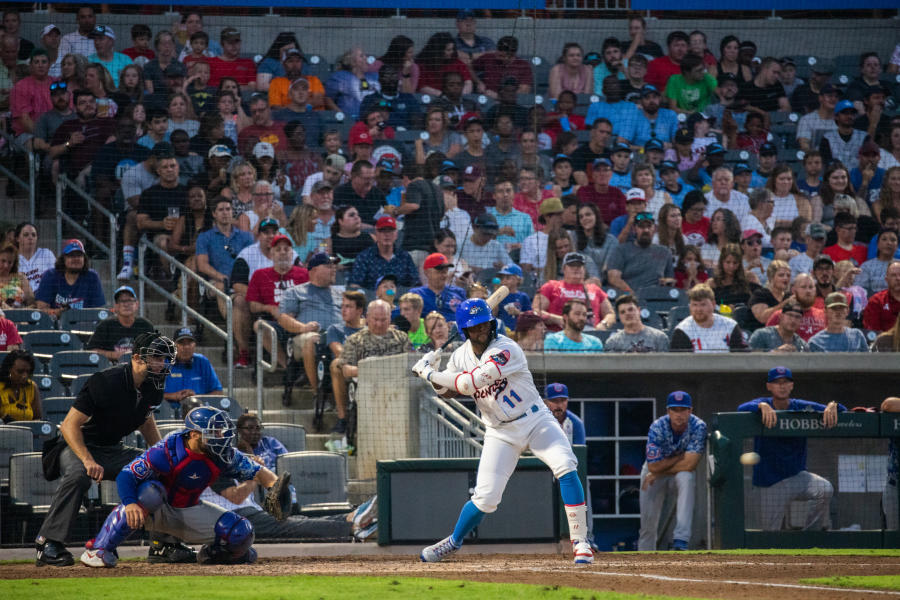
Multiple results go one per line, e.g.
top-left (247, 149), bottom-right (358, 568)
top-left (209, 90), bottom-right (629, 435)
top-left (264, 471), bottom-right (292, 520)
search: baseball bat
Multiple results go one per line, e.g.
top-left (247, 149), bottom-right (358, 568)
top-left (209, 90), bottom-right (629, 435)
top-left (439, 285), bottom-right (510, 351)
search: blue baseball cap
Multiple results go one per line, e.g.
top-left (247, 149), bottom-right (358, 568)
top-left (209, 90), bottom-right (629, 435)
top-left (498, 263), bottom-right (523, 278)
top-left (759, 142), bottom-right (778, 156)
top-left (705, 143), bottom-right (725, 156)
top-left (644, 138), bottom-right (664, 152)
top-left (114, 285), bottom-right (136, 301)
top-left (592, 157), bottom-right (612, 168)
top-left (666, 391), bottom-right (692, 408)
top-left (658, 160), bottom-right (679, 173)
top-left (259, 218), bottom-right (279, 231)
top-left (733, 162), bottom-right (752, 175)
top-left (440, 160), bottom-right (459, 173)
top-left (375, 273), bottom-right (397, 289)
top-left (640, 84), bottom-right (661, 98)
top-left (456, 9), bottom-right (475, 19)
top-left (834, 99), bottom-right (856, 115)
top-left (62, 239), bottom-right (85, 255)
top-left (611, 141), bottom-right (632, 155)
top-left (175, 326), bottom-right (196, 341)
top-left (307, 252), bottom-right (339, 269)
top-left (545, 382), bottom-right (569, 400)
top-left (767, 366), bottom-right (793, 382)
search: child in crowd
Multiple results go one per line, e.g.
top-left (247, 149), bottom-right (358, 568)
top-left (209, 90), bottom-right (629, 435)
top-left (183, 31), bottom-right (210, 69)
top-left (183, 61), bottom-right (214, 115)
top-left (609, 142), bottom-right (633, 194)
top-left (496, 263), bottom-right (532, 333)
top-left (123, 24), bottom-right (154, 67)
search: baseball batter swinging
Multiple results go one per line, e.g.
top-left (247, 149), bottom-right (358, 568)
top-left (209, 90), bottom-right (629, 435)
top-left (412, 298), bottom-right (594, 564)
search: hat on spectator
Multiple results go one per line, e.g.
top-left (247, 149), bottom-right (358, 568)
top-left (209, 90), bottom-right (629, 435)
top-left (289, 77), bottom-right (311, 91)
top-left (498, 264), bottom-right (523, 278)
top-left (270, 233), bottom-right (292, 248)
top-left (779, 56), bottom-right (796, 67)
top-left (825, 291), bottom-right (849, 309)
top-left (644, 138), bottom-right (664, 153)
top-left (705, 143), bottom-right (725, 156)
top-left (473, 213), bottom-right (499, 231)
top-left (545, 382), bottom-right (569, 400)
top-left (782, 299), bottom-right (804, 316)
top-left (375, 273), bottom-right (398, 290)
top-left (738, 40), bottom-right (756, 52)
top-left (440, 160), bottom-right (459, 173)
top-left (90, 25), bottom-right (115, 40)
top-left (220, 27), bottom-right (241, 42)
top-left (460, 114), bottom-right (483, 131)
top-left (376, 158), bottom-right (397, 174)
top-left (350, 130), bottom-right (373, 147)
top-left (462, 165), bottom-right (483, 181)
top-left (252, 142), bottom-right (275, 159)
top-left (806, 222), bottom-right (827, 240)
top-left (325, 153), bottom-right (347, 170)
top-left (658, 160), bottom-right (679, 174)
top-left (281, 48), bottom-right (304, 62)
top-left (114, 285), bottom-right (136, 301)
top-left (538, 197), bottom-right (564, 218)
top-left (686, 112), bottom-right (712, 130)
top-left (175, 327), bottom-right (196, 342)
top-left (758, 142), bottom-right (778, 156)
top-left (811, 60), bottom-right (834, 75)
top-left (259, 218), bottom-right (279, 231)
top-left (625, 188), bottom-right (646, 203)
top-left (583, 51), bottom-right (602, 66)
top-left (859, 140), bottom-right (881, 156)
top-left (552, 154), bottom-right (572, 167)
top-left (717, 72), bottom-right (738, 86)
top-left (307, 252), bottom-right (339, 269)
top-left (423, 252), bottom-right (453, 269)
top-left (834, 99), bottom-right (856, 115)
top-left (164, 62), bottom-right (187, 78)
top-left (456, 9), bottom-right (475, 19)
top-left (592, 157), bottom-right (612, 168)
top-left (640, 84), bottom-right (661, 98)
top-left (741, 229), bottom-right (763, 242)
top-left (437, 175), bottom-right (457, 189)
top-left (674, 128), bottom-right (693, 144)
top-left (666, 391), bottom-right (692, 408)
top-left (733, 162), bottom-right (752, 175)
top-left (151, 142), bottom-right (175, 159)
top-left (63, 239), bottom-right (85, 255)
top-left (814, 255), bottom-right (835, 269)
top-left (41, 25), bottom-right (61, 37)
top-left (767, 366), bottom-right (793, 382)
top-left (819, 85), bottom-right (839, 99)
top-left (208, 144), bottom-right (232, 159)
top-left (611, 141), bottom-right (631, 155)
top-left (375, 215), bottom-right (397, 230)
top-left (311, 180), bottom-right (333, 193)
top-left (562, 252), bottom-right (586, 266)
top-left (372, 146), bottom-right (402, 170)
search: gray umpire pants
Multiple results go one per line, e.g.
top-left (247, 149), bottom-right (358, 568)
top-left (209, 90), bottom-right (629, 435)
top-left (756, 470), bottom-right (833, 531)
top-left (38, 444), bottom-right (142, 544)
top-left (236, 507), bottom-right (352, 541)
top-left (638, 463), bottom-right (695, 550)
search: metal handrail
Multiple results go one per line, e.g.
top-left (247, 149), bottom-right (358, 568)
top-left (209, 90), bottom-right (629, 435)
top-left (0, 134), bottom-right (37, 223)
top-left (255, 319), bottom-right (280, 421)
top-left (137, 238), bottom-right (234, 397)
top-left (55, 174), bottom-right (117, 293)
top-left (422, 393), bottom-right (486, 453)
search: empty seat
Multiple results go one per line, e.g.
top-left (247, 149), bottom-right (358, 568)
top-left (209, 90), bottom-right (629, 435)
top-left (59, 308), bottom-right (113, 337)
top-left (99, 479), bottom-right (121, 507)
top-left (41, 397), bottom-right (75, 425)
top-left (190, 395), bottom-right (244, 420)
top-left (5, 420), bottom-right (55, 451)
top-left (276, 451), bottom-right (353, 515)
top-left (68, 373), bottom-right (92, 396)
top-left (9, 452), bottom-right (59, 541)
top-left (637, 307), bottom-right (665, 330)
top-left (262, 423), bottom-right (307, 453)
top-left (3, 308), bottom-right (54, 332)
top-left (0, 425), bottom-right (33, 486)
top-left (22, 330), bottom-right (84, 371)
top-left (636, 285), bottom-right (688, 316)
top-left (50, 350), bottom-right (110, 384)
top-left (35, 374), bottom-right (67, 397)
top-left (154, 400), bottom-right (183, 421)
top-left (667, 305), bottom-right (692, 337)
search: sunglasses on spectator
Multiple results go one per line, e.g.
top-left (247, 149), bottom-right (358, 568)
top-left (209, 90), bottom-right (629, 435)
top-left (50, 81), bottom-right (67, 91)
top-left (634, 212), bottom-right (654, 223)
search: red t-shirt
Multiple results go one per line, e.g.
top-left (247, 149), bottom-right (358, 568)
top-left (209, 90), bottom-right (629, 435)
top-left (209, 56), bottom-right (257, 87)
top-left (539, 280), bottom-right (608, 330)
top-left (471, 53), bottom-right (533, 92)
top-left (823, 243), bottom-right (868, 267)
top-left (0, 318), bottom-right (22, 350)
top-left (766, 306), bottom-right (826, 341)
top-left (543, 112), bottom-right (586, 144)
top-left (862, 289), bottom-right (900, 332)
top-left (646, 56), bottom-right (682, 91)
top-left (237, 122), bottom-right (288, 157)
top-left (681, 217), bottom-right (710, 246)
top-left (123, 47), bottom-right (155, 61)
top-left (246, 266), bottom-right (309, 308)
top-left (576, 185), bottom-right (627, 225)
top-left (513, 190), bottom-right (555, 231)
top-left (416, 60), bottom-right (471, 92)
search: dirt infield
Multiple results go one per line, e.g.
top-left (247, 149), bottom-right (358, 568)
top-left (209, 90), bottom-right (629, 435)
top-left (5, 553), bottom-right (900, 599)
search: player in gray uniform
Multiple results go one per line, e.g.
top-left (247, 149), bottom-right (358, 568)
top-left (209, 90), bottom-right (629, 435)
top-left (412, 298), bottom-right (593, 564)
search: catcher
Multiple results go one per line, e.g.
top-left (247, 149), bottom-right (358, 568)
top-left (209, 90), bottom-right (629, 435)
top-left (80, 406), bottom-right (292, 567)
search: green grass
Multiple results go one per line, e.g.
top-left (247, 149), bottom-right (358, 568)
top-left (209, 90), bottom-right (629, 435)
top-left (0, 575), bottom-right (706, 600)
top-left (800, 575), bottom-right (900, 590)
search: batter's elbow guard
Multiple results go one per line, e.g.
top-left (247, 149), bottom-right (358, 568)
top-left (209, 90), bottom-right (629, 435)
top-left (137, 480), bottom-right (166, 514)
top-left (213, 511), bottom-right (255, 558)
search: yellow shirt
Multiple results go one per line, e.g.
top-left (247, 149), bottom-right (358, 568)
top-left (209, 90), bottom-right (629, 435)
top-left (0, 380), bottom-right (37, 422)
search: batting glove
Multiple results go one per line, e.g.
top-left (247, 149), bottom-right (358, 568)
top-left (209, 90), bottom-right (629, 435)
top-left (411, 355), bottom-right (435, 381)
top-left (422, 348), bottom-right (442, 366)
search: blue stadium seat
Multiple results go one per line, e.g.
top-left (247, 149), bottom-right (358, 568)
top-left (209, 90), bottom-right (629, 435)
top-left (59, 308), bottom-right (112, 337)
top-left (667, 305), bottom-right (692, 338)
top-left (261, 423), bottom-right (307, 453)
top-left (41, 397), bottom-right (75, 426)
top-left (50, 351), bottom-right (110, 386)
top-left (5, 420), bottom-right (55, 451)
top-left (635, 285), bottom-right (688, 317)
top-left (22, 330), bottom-right (84, 373)
top-left (67, 373), bottom-right (92, 397)
top-left (0, 425), bottom-right (33, 486)
top-left (275, 451), bottom-right (353, 515)
top-left (3, 308), bottom-right (54, 332)
top-left (35, 374), bottom-right (67, 398)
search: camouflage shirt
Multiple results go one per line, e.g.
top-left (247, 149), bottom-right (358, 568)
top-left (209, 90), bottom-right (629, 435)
top-left (341, 327), bottom-right (411, 367)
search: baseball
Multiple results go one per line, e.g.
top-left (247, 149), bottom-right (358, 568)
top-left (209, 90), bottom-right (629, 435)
top-left (740, 452), bottom-right (761, 466)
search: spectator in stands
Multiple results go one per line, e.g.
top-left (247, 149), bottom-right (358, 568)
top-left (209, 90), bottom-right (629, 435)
top-left (679, 191), bottom-right (708, 246)
top-left (674, 245), bottom-right (709, 289)
top-left (35, 239), bottom-right (104, 316)
top-left (236, 95), bottom-right (286, 157)
top-left (59, 6), bottom-right (96, 58)
top-left (333, 160), bottom-right (385, 227)
top-left (625, 84), bottom-right (678, 149)
top-left (766, 165), bottom-right (812, 229)
top-left (15, 223), bottom-right (54, 292)
top-left (166, 92), bottom-right (198, 139)
top-left (748, 259), bottom-right (791, 326)
top-left (534, 251), bottom-right (614, 332)
top-left (858, 229), bottom-right (898, 295)
top-left (766, 273), bottom-right (825, 341)
top-left (370, 36), bottom-right (418, 95)
top-left (664, 54), bottom-right (717, 114)
top-left (514, 166), bottom-right (554, 229)
top-left (349, 216), bottom-right (417, 290)
top-left (570, 119), bottom-right (612, 187)
top-left (253, 32), bottom-right (300, 93)
top-left (135, 151), bottom-right (187, 265)
top-left (574, 202), bottom-right (617, 277)
top-left (605, 294), bottom-right (669, 353)
top-left (879, 125), bottom-right (900, 171)
top-left (231, 217), bottom-right (285, 290)
top-left (49, 90), bottom-right (116, 187)
top-left (272, 81), bottom-right (323, 150)
top-left (1, 10), bottom-right (32, 61)
top-left (330, 205), bottom-right (373, 269)
top-left (40, 25), bottom-right (63, 78)
top-left (143, 31), bottom-right (177, 95)
top-left (611, 188), bottom-right (649, 243)
top-left (0, 349), bottom-right (39, 422)
top-left (621, 15), bottom-right (663, 58)
top-left (789, 222), bottom-right (827, 279)
top-left (116, 63), bottom-right (146, 107)
top-left (622, 54), bottom-right (649, 98)
top-left (457, 213), bottom-right (511, 273)
top-left (776, 57), bottom-right (803, 98)
top-left (737, 367), bottom-right (843, 531)
top-left (396, 292), bottom-right (427, 349)
top-left (87, 26), bottom-right (131, 87)
top-left (235, 179), bottom-right (287, 236)
top-left (749, 298), bottom-right (809, 352)
top-left (472, 35), bottom-right (532, 98)
top-left (811, 164), bottom-right (865, 228)
top-left (548, 42), bottom-right (593, 99)
top-left (846, 52), bottom-right (889, 113)
top-left (416, 32), bottom-right (471, 96)
top-left (0, 242), bottom-right (33, 308)
top-left (487, 177), bottom-right (533, 257)
top-left (819, 100), bottom-right (867, 170)
top-left (738, 57), bottom-right (789, 114)
top-left (30, 79), bottom-right (74, 157)
top-left (0, 309), bottom-right (22, 351)
top-left (453, 9), bottom-right (494, 65)
top-left (300, 153), bottom-right (345, 204)
top-left (591, 37), bottom-right (632, 90)
top-left (854, 87), bottom-right (890, 146)
top-left (809, 255), bottom-right (839, 310)
top-left (645, 31), bottom-right (689, 92)
top-left (10, 49), bottom-right (53, 149)
top-left (414, 108), bottom-right (463, 165)
top-left (520, 197), bottom-right (564, 278)
top-left (208, 27), bottom-right (256, 90)
top-left (707, 36), bottom-right (749, 83)
top-left (544, 153), bottom-right (577, 197)
top-left (544, 298), bottom-right (604, 353)
top-left (790, 62), bottom-right (831, 116)
top-left (670, 283), bottom-right (745, 352)
top-left (701, 208), bottom-right (741, 268)
top-left (823, 212), bottom-right (867, 266)
top-left (713, 241), bottom-right (762, 308)
top-left (654, 204), bottom-right (685, 262)
top-left (851, 140), bottom-right (886, 204)
top-left (359, 65), bottom-right (423, 131)
top-left (85, 286), bottom-right (154, 362)
top-left (806, 292), bottom-right (868, 352)
top-left (607, 211), bottom-right (675, 294)
top-left (740, 188), bottom-right (774, 248)
top-left (863, 261), bottom-right (900, 332)
top-left (576, 157), bottom-right (628, 227)
top-left (704, 168), bottom-right (749, 223)
top-left (122, 24), bottom-right (153, 68)
top-left (873, 314), bottom-right (900, 352)
top-left (410, 253), bottom-right (465, 322)
top-left (511, 310), bottom-right (544, 352)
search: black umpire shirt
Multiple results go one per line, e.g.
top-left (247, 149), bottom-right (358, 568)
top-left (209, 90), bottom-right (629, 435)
top-left (72, 362), bottom-right (165, 446)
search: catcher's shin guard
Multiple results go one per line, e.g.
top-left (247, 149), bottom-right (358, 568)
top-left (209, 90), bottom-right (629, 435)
top-left (93, 505), bottom-right (133, 553)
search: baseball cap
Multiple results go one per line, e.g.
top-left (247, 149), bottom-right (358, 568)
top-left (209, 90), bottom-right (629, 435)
top-left (437, 174), bottom-right (457, 190)
top-left (462, 164), bottom-right (483, 181)
top-left (705, 143), bottom-right (725, 156)
top-left (834, 99), bottom-right (856, 115)
top-left (350, 130), bottom-right (373, 147)
top-left (325, 153), bottom-right (347, 171)
top-left (562, 252), bottom-right (586, 266)
top-left (307, 252), bottom-right (339, 269)
top-left (62, 239), bottom-right (85, 255)
top-left (259, 218), bottom-right (279, 232)
top-left (151, 142), bottom-right (175, 159)
top-left (164, 62), bottom-right (187, 78)
top-left (814, 255), bottom-right (835, 269)
top-left (592, 157), bottom-right (612, 169)
top-left (666, 391), bottom-right (692, 408)
top-left (440, 160), bottom-right (459, 173)
top-left (281, 48), bottom-right (304, 62)
top-left (611, 142), bottom-right (631, 155)
top-left (376, 158), bottom-right (397, 174)
top-left (779, 56), bottom-right (796, 67)
top-left (375, 273), bottom-right (398, 289)
top-left (811, 60), bottom-right (835, 74)
top-left (640, 84), bottom-right (661, 98)
top-left (583, 51), bottom-right (602, 66)
top-left (758, 142), bottom-right (778, 157)
top-left (498, 264), bottom-right (523, 278)
top-left (289, 77), bottom-right (311, 91)
top-left (456, 9), bottom-right (475, 19)
top-left (807, 222), bottom-right (827, 240)
top-left (423, 252), bottom-right (452, 270)
top-left (538, 197), bottom-right (564, 217)
top-left (220, 27), bottom-right (241, 42)
top-left (741, 229), bottom-right (763, 242)
top-left (41, 24), bottom-right (61, 37)
top-left (781, 299), bottom-right (803, 316)
top-left (644, 138), bottom-right (664, 153)
top-left (252, 141), bottom-right (275, 159)
top-left (658, 160), bottom-right (679, 173)
top-left (375, 215), bottom-right (397, 230)
top-left (552, 154), bottom-right (572, 167)
top-left (545, 383), bottom-right (569, 400)
top-left (674, 128), bottom-right (693, 144)
top-left (825, 291), bottom-right (849, 309)
top-left (114, 285), bottom-right (136, 301)
top-left (625, 188), bottom-right (646, 203)
top-left (270, 233), bottom-right (292, 248)
top-left (311, 180), bottom-right (333, 193)
top-left (175, 327), bottom-right (196, 342)
top-left (207, 144), bottom-right (232, 159)
top-left (459, 113), bottom-right (483, 129)
top-left (473, 213), bottom-right (499, 231)
top-left (90, 25), bottom-right (115, 40)
top-left (733, 163), bottom-right (752, 175)
top-left (859, 140), bottom-right (881, 156)
top-left (767, 366), bottom-right (793, 383)
top-left (819, 83), bottom-right (839, 96)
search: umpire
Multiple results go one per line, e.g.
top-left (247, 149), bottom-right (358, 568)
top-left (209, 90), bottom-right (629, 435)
top-left (35, 332), bottom-right (176, 567)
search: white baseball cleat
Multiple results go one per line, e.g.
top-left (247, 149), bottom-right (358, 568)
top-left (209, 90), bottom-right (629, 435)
top-left (573, 540), bottom-right (594, 565)
top-left (80, 548), bottom-right (117, 568)
top-left (420, 535), bottom-right (461, 562)
top-left (116, 263), bottom-right (133, 281)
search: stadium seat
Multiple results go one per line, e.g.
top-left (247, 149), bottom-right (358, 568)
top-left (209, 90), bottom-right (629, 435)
top-left (190, 395), bottom-right (244, 420)
top-left (276, 451), bottom-right (353, 515)
top-left (99, 479), bottom-right (121, 507)
top-left (67, 373), bottom-right (92, 396)
top-left (638, 307), bottom-right (665, 330)
top-left (303, 55), bottom-right (330, 79)
top-left (584, 326), bottom-right (619, 345)
top-left (8, 452), bottom-right (59, 542)
top-left (262, 423), bottom-right (307, 453)
top-left (635, 285), bottom-right (688, 317)
top-left (667, 305), bottom-right (692, 338)
top-left (393, 129), bottom-right (423, 142)
top-left (3, 308), bottom-right (54, 332)
top-left (59, 308), bottom-right (113, 337)
top-left (41, 397), bottom-right (74, 426)
top-left (6, 420), bottom-right (55, 451)
top-left (50, 351), bottom-right (110, 385)
top-left (22, 330), bottom-right (84, 371)
top-left (0, 425), bottom-right (33, 486)
top-left (35, 374), bottom-right (67, 398)
top-left (153, 400), bottom-right (183, 421)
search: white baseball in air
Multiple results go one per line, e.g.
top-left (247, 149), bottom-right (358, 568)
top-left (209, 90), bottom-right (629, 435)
top-left (740, 452), bottom-right (760, 466)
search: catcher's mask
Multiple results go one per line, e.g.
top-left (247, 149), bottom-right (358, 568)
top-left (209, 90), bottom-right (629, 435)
top-left (184, 406), bottom-right (235, 463)
top-left (133, 331), bottom-right (176, 390)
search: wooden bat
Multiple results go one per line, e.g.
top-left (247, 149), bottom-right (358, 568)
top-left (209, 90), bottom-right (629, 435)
top-left (439, 285), bottom-right (510, 351)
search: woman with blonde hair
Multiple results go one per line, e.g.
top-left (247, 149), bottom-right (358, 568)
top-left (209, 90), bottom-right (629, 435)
top-left (166, 91), bottom-right (200, 137)
top-left (631, 162), bottom-right (671, 218)
top-left (654, 204), bottom-right (685, 263)
top-left (226, 160), bottom-right (257, 220)
top-left (84, 62), bottom-right (122, 118)
top-left (285, 204), bottom-right (328, 265)
top-left (418, 311), bottom-right (461, 353)
top-left (60, 53), bottom-right (88, 89)
top-left (749, 259), bottom-right (791, 326)
top-left (810, 164), bottom-right (870, 227)
top-left (872, 166), bottom-right (900, 223)
top-left (414, 107), bottom-right (463, 164)
top-left (542, 229), bottom-right (573, 284)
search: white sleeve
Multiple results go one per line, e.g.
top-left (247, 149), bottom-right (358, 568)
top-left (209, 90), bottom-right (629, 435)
top-left (520, 235), bottom-right (537, 266)
top-left (430, 340), bottom-right (522, 396)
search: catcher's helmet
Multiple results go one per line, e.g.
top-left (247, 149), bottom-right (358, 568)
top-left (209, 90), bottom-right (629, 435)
top-left (185, 406), bottom-right (235, 463)
top-left (455, 298), bottom-right (497, 341)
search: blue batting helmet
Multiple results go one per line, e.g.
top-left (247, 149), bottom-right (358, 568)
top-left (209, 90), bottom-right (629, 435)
top-left (185, 406), bottom-right (236, 463)
top-left (455, 298), bottom-right (496, 341)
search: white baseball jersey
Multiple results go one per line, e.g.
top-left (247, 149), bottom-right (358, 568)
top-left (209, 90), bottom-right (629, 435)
top-left (446, 334), bottom-right (542, 427)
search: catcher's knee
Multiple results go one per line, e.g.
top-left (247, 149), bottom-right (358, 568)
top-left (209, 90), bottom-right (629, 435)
top-left (137, 480), bottom-right (166, 513)
top-left (214, 511), bottom-right (254, 556)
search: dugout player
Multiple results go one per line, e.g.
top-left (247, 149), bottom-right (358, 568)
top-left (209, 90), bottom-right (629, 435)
top-left (737, 367), bottom-right (846, 531)
top-left (412, 299), bottom-right (594, 564)
top-left (36, 332), bottom-right (176, 567)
